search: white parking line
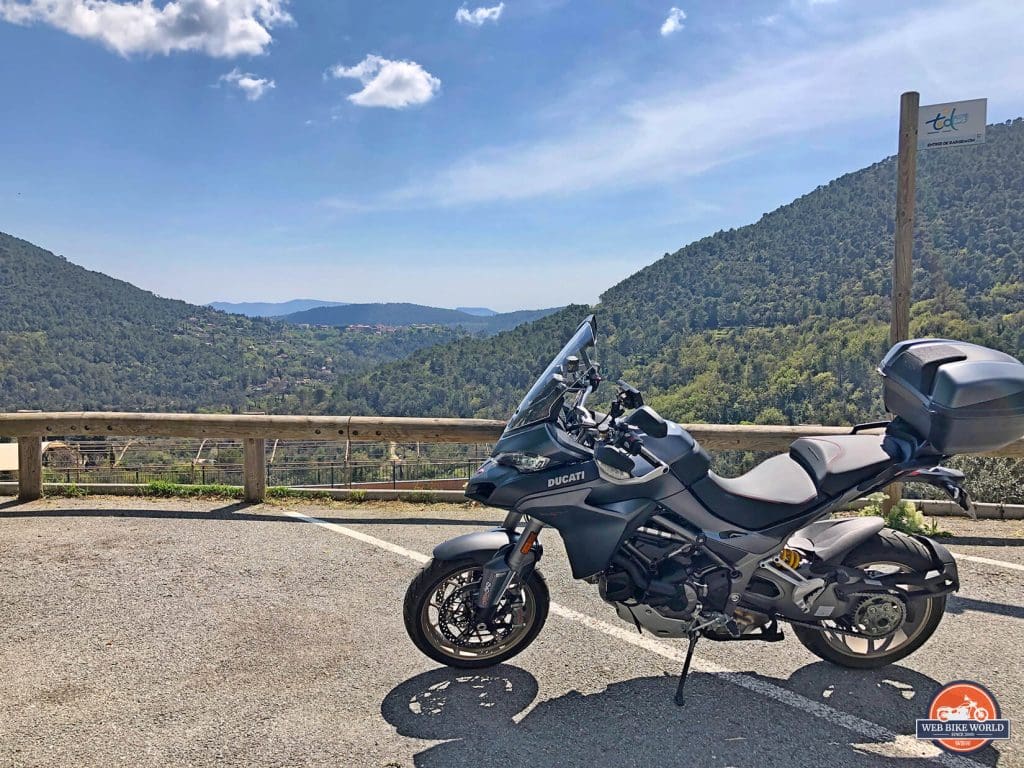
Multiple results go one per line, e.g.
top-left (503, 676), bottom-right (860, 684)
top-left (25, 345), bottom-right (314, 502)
top-left (950, 551), bottom-right (1024, 573)
top-left (283, 509), bottom-right (988, 768)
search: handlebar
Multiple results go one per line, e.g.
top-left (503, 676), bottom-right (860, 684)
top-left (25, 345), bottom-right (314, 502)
top-left (624, 432), bottom-right (669, 474)
top-left (594, 429), bottom-right (670, 486)
top-left (567, 379), bottom-right (670, 485)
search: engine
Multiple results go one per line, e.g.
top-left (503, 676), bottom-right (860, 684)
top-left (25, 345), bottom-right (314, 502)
top-left (597, 517), bottom-right (733, 635)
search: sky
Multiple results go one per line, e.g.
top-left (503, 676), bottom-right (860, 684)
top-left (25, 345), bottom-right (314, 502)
top-left (1, 0), bottom-right (1023, 312)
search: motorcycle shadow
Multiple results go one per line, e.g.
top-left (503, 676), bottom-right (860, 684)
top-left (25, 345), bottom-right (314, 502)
top-left (381, 664), bottom-right (999, 767)
top-left (742, 662), bottom-right (1001, 767)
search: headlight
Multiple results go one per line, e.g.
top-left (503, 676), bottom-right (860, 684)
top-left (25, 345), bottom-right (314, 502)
top-left (494, 452), bottom-right (551, 472)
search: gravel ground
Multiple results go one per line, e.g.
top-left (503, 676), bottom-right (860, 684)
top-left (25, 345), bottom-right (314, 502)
top-left (1, 495), bottom-right (1021, 768)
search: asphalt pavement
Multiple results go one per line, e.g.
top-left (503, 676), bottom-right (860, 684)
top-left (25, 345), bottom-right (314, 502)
top-left (1, 496), bottom-right (1022, 768)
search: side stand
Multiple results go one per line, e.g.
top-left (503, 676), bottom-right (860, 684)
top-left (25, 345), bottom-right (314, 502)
top-left (674, 632), bottom-right (700, 706)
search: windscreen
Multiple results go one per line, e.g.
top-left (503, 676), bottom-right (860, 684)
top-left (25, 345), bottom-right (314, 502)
top-left (504, 315), bottom-right (596, 433)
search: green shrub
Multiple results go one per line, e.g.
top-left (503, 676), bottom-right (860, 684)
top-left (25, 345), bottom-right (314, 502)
top-left (347, 489), bottom-right (368, 503)
top-left (142, 481), bottom-right (243, 499)
top-left (857, 492), bottom-right (949, 537)
top-left (401, 490), bottom-right (438, 504)
top-left (266, 486), bottom-right (332, 501)
top-left (45, 483), bottom-right (88, 498)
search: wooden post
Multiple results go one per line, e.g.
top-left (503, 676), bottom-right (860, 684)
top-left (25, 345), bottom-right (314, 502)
top-left (18, 436), bottom-right (43, 501)
top-left (891, 90), bottom-right (919, 346)
top-left (885, 90), bottom-right (920, 513)
top-left (243, 438), bottom-right (266, 503)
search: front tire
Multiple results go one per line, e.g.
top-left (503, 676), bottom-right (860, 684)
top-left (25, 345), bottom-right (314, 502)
top-left (793, 529), bottom-right (946, 669)
top-left (403, 557), bottom-right (549, 669)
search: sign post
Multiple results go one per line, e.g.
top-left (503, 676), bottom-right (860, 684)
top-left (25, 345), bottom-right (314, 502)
top-left (884, 91), bottom-right (920, 513)
top-left (885, 94), bottom-right (986, 512)
top-left (891, 95), bottom-right (988, 346)
top-left (891, 91), bottom-right (919, 347)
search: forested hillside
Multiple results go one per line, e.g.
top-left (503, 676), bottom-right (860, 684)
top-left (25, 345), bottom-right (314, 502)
top-left (324, 118), bottom-right (1024, 427)
top-left (324, 307), bottom-right (591, 418)
top-left (0, 233), bottom-right (464, 411)
top-left (4, 119), bottom-right (1022, 429)
top-left (282, 302), bottom-right (559, 334)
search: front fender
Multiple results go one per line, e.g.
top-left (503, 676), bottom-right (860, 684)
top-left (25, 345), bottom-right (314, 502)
top-left (433, 528), bottom-right (537, 564)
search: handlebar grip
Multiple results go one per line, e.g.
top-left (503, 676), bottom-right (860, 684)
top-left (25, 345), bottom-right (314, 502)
top-left (622, 432), bottom-right (663, 467)
top-left (620, 433), bottom-right (644, 455)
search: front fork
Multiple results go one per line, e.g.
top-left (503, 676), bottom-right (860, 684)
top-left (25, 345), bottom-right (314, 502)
top-left (474, 514), bottom-right (543, 625)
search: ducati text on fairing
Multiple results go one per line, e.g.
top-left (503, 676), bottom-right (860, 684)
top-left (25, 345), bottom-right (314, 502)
top-left (548, 471), bottom-right (585, 488)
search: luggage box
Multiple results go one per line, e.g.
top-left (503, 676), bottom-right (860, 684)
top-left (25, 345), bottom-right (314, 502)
top-left (879, 339), bottom-right (1024, 453)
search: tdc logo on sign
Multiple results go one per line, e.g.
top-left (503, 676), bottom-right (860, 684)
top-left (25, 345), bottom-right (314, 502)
top-left (924, 107), bottom-right (969, 134)
top-left (917, 98), bottom-right (986, 150)
top-left (916, 681), bottom-right (1010, 754)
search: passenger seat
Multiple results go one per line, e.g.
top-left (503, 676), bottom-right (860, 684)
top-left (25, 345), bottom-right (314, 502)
top-left (788, 434), bottom-right (900, 497)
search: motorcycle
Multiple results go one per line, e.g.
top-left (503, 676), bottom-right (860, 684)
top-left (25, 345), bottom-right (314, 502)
top-left (937, 697), bottom-right (988, 722)
top-left (403, 315), bottom-right (1024, 703)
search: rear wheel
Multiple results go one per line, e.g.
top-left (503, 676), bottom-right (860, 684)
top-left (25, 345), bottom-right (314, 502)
top-left (403, 557), bottom-right (549, 669)
top-left (792, 529), bottom-right (946, 669)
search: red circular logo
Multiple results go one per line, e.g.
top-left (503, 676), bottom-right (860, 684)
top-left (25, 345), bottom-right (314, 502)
top-left (927, 681), bottom-right (1001, 754)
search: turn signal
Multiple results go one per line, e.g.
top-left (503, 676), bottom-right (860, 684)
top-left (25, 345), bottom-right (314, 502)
top-left (520, 531), bottom-right (539, 554)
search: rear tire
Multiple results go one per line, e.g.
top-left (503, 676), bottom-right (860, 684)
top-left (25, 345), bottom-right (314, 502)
top-left (403, 557), bottom-right (549, 669)
top-left (793, 529), bottom-right (946, 669)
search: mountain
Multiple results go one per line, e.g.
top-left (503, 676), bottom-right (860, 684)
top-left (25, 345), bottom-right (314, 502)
top-left (0, 234), bottom-right (464, 412)
top-left (281, 302), bottom-right (560, 335)
top-left (210, 299), bottom-right (348, 317)
top-left (5, 118), bottom-right (1023, 438)
top-left (322, 119), bottom-right (1024, 431)
top-left (456, 307), bottom-right (497, 316)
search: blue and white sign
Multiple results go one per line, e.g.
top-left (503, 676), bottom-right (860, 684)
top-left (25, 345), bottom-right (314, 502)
top-left (918, 99), bottom-right (987, 150)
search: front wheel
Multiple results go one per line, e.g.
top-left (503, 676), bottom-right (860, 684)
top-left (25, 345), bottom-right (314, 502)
top-left (403, 557), bottom-right (549, 669)
top-left (792, 529), bottom-right (946, 669)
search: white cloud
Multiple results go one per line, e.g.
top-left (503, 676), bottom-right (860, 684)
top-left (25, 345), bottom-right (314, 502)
top-left (391, 0), bottom-right (1024, 206)
top-left (219, 67), bottom-right (274, 100)
top-left (660, 7), bottom-right (685, 36)
top-left (455, 2), bottom-right (504, 26)
top-left (326, 54), bottom-right (441, 109)
top-left (0, 0), bottom-right (291, 57)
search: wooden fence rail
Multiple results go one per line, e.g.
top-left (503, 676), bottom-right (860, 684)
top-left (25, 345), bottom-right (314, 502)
top-left (2, 411), bottom-right (1022, 503)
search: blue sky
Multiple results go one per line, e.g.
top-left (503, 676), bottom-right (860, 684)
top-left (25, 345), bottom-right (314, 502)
top-left (1, 0), bottom-right (1023, 311)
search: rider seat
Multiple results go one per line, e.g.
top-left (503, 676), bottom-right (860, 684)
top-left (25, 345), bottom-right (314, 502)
top-left (690, 454), bottom-right (821, 530)
top-left (690, 434), bottom-right (901, 530)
